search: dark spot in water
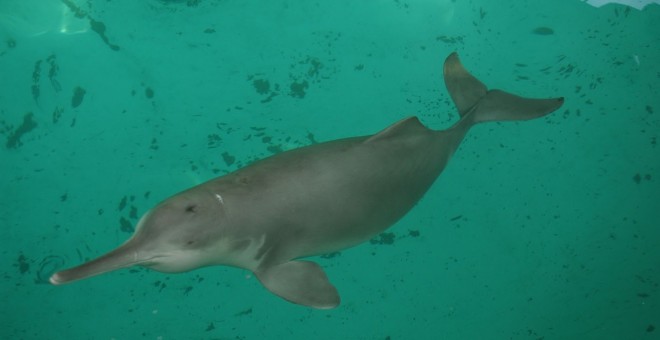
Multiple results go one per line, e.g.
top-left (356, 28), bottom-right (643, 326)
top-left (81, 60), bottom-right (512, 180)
top-left (52, 106), bottom-right (63, 123)
top-left (31, 60), bottom-right (42, 101)
top-left (129, 205), bottom-right (138, 219)
top-left (633, 173), bottom-right (641, 184)
top-left (253, 78), bottom-right (270, 95)
top-left (370, 232), bottom-right (395, 245)
top-left (234, 308), bottom-right (253, 317)
top-left (16, 254), bottom-right (30, 274)
top-left (289, 80), bottom-right (308, 98)
top-left (71, 86), bottom-right (86, 108)
top-left (533, 27), bottom-right (554, 35)
top-left (120, 217), bottom-right (134, 233)
top-left (46, 54), bottom-right (61, 92)
top-left (153, 280), bottom-right (166, 292)
top-left (307, 132), bottom-right (318, 144)
top-left (222, 152), bottom-right (235, 166)
top-left (118, 196), bottom-right (127, 211)
top-left (89, 18), bottom-right (120, 51)
top-left (145, 87), bottom-right (154, 98)
top-left (409, 230), bottom-right (420, 237)
top-left (6, 112), bottom-right (37, 149)
top-left (186, 205), bottom-right (197, 213)
top-left (267, 145), bottom-right (284, 154)
top-left (648, 324), bottom-right (655, 332)
top-left (206, 322), bottom-right (215, 331)
top-left (61, 0), bottom-right (86, 18)
top-left (207, 133), bottom-right (222, 148)
top-left (436, 35), bottom-right (464, 44)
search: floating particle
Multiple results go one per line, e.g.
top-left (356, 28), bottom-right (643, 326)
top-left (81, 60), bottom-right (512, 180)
top-left (252, 79), bottom-right (270, 95)
top-left (533, 27), bottom-right (554, 35)
top-left (221, 151), bottom-right (235, 166)
top-left (31, 60), bottom-right (42, 101)
top-left (71, 86), bottom-right (86, 108)
top-left (16, 254), bottom-right (30, 274)
top-left (289, 80), bottom-right (308, 98)
top-left (234, 308), bottom-right (252, 317)
top-left (150, 138), bottom-right (159, 151)
top-left (47, 54), bottom-right (61, 92)
top-left (120, 217), bottom-right (133, 233)
top-left (52, 106), bottom-right (63, 123)
top-left (118, 196), bottom-right (127, 211)
top-left (6, 112), bottom-right (37, 149)
top-left (129, 206), bottom-right (138, 219)
top-left (370, 232), bottom-right (395, 245)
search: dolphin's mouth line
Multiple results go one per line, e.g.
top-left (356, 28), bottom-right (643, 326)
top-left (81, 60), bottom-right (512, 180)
top-left (132, 253), bottom-right (170, 267)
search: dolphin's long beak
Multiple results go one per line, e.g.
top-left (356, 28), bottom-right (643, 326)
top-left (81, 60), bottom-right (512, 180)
top-left (49, 241), bottom-right (143, 285)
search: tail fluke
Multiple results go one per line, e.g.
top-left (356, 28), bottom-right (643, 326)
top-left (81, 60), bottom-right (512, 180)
top-left (443, 53), bottom-right (564, 124)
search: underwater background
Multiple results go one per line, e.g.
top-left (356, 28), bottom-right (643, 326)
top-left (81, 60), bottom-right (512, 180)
top-left (1, 0), bottom-right (659, 339)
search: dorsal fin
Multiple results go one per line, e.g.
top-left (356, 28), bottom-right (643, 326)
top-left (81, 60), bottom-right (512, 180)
top-left (365, 117), bottom-right (428, 143)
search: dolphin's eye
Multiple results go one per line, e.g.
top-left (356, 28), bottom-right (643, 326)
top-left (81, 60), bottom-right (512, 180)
top-left (185, 204), bottom-right (198, 213)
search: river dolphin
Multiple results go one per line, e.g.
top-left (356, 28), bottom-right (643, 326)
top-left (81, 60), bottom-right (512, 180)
top-left (50, 53), bottom-right (564, 309)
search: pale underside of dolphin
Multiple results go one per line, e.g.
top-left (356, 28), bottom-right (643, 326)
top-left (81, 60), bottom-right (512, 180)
top-left (50, 53), bottom-right (564, 309)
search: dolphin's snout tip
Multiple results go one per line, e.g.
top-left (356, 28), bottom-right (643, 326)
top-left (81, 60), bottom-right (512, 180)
top-left (49, 273), bottom-right (64, 285)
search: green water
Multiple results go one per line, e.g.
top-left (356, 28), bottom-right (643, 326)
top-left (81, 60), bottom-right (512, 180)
top-left (1, 0), bottom-right (658, 339)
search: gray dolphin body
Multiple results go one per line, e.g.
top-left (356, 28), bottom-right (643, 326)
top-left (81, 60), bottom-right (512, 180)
top-left (50, 53), bottom-right (563, 309)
